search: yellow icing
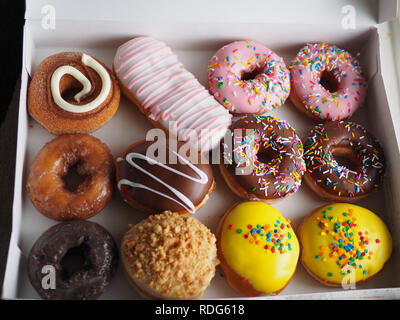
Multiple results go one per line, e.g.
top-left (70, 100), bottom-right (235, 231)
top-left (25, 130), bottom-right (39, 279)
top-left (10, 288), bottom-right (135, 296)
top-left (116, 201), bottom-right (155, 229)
top-left (220, 201), bottom-right (299, 294)
top-left (299, 203), bottom-right (392, 286)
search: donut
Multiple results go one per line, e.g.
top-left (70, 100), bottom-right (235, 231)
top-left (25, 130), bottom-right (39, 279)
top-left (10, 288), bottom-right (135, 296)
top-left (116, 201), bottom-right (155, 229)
top-left (298, 203), bottom-right (392, 287)
top-left (113, 36), bottom-right (232, 153)
top-left (26, 134), bottom-right (114, 221)
top-left (289, 43), bottom-right (367, 121)
top-left (27, 220), bottom-right (118, 300)
top-left (120, 211), bottom-right (219, 299)
top-left (28, 52), bottom-right (120, 134)
top-left (220, 115), bottom-right (305, 202)
top-left (116, 140), bottom-right (215, 215)
top-left (303, 121), bottom-right (385, 202)
top-left (216, 201), bottom-right (300, 296)
top-left (208, 40), bottom-right (290, 114)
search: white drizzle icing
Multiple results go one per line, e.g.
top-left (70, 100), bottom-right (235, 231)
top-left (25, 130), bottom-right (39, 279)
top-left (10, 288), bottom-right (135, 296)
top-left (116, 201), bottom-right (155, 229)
top-left (50, 53), bottom-right (111, 113)
top-left (117, 150), bottom-right (208, 213)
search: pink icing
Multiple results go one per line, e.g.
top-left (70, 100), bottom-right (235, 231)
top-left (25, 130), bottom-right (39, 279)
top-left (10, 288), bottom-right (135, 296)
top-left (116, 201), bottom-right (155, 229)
top-left (289, 43), bottom-right (367, 121)
top-left (114, 36), bottom-right (232, 153)
top-left (208, 40), bottom-right (290, 114)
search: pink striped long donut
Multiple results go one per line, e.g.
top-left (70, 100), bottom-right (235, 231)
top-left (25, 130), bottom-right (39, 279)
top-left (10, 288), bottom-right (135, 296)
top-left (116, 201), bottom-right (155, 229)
top-left (289, 43), bottom-right (367, 121)
top-left (113, 36), bottom-right (232, 153)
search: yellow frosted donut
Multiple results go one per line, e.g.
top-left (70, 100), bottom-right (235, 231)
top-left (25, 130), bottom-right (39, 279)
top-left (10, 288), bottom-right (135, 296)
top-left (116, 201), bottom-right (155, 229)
top-left (299, 203), bottom-right (392, 287)
top-left (216, 201), bottom-right (300, 296)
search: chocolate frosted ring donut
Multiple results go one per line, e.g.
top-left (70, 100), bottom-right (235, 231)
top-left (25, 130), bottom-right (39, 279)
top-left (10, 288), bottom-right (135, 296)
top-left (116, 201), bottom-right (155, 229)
top-left (303, 121), bottom-right (385, 201)
top-left (26, 134), bottom-right (114, 221)
top-left (28, 52), bottom-right (120, 134)
top-left (220, 115), bottom-right (305, 202)
top-left (27, 220), bottom-right (118, 300)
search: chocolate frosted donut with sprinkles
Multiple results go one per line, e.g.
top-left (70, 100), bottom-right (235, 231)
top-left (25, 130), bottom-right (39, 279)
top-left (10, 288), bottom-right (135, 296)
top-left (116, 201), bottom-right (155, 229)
top-left (303, 121), bottom-right (385, 202)
top-left (208, 40), bottom-right (290, 114)
top-left (220, 115), bottom-right (305, 202)
top-left (289, 43), bottom-right (367, 121)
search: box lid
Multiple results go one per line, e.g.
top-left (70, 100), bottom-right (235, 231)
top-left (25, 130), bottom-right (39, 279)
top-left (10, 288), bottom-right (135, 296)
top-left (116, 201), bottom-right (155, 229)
top-left (25, 0), bottom-right (398, 25)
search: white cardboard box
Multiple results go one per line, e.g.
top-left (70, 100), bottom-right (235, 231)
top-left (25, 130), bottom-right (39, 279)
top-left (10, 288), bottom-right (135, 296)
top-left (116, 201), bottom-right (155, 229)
top-left (3, 0), bottom-right (400, 299)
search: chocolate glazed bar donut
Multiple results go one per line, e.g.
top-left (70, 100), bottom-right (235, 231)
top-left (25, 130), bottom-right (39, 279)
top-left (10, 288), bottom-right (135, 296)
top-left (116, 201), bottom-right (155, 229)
top-left (116, 140), bottom-right (215, 215)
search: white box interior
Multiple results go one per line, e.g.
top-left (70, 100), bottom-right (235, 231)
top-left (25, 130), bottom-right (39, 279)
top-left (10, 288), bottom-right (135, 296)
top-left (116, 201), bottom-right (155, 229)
top-left (3, 1), bottom-right (400, 299)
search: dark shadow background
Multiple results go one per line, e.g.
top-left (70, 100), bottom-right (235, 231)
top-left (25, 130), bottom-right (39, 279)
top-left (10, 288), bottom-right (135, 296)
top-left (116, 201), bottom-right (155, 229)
top-left (0, 0), bottom-right (25, 294)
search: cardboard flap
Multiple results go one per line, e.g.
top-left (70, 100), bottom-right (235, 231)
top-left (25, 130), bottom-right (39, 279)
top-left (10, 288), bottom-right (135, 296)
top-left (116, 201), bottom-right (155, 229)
top-left (25, 0), bottom-right (397, 25)
top-left (379, 0), bottom-right (399, 23)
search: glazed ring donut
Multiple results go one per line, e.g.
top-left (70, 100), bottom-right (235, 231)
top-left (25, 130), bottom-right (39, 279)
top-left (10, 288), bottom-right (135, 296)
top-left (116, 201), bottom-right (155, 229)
top-left (28, 220), bottom-right (118, 300)
top-left (303, 121), bottom-right (385, 202)
top-left (289, 43), bottom-right (367, 121)
top-left (298, 203), bottom-right (392, 287)
top-left (28, 52), bottom-right (120, 134)
top-left (26, 134), bottom-right (114, 221)
top-left (216, 201), bottom-right (300, 296)
top-left (121, 211), bottom-right (219, 299)
top-left (208, 40), bottom-right (290, 114)
top-left (116, 140), bottom-right (215, 215)
top-left (220, 115), bottom-right (305, 202)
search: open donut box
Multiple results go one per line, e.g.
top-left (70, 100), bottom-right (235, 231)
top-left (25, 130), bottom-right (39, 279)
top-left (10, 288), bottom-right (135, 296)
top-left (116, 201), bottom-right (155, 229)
top-left (3, 0), bottom-right (400, 300)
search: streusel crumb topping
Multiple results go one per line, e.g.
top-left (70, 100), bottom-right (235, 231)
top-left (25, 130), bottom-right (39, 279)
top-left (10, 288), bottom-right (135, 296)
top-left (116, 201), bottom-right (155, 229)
top-left (121, 211), bottom-right (219, 299)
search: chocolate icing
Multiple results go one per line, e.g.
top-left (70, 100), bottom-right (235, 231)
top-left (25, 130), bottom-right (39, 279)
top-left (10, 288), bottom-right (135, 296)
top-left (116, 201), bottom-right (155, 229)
top-left (221, 115), bottom-right (305, 200)
top-left (303, 121), bottom-right (385, 198)
top-left (116, 140), bottom-right (214, 213)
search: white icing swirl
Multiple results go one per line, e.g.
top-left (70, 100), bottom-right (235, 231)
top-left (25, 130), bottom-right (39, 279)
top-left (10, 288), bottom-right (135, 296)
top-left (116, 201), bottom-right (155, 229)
top-left (50, 53), bottom-right (111, 113)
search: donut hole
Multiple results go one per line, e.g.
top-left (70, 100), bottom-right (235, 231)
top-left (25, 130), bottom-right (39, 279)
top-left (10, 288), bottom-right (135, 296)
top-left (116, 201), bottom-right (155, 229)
top-left (241, 67), bottom-right (262, 81)
top-left (319, 70), bottom-right (340, 93)
top-left (59, 74), bottom-right (84, 103)
top-left (62, 162), bottom-right (88, 192)
top-left (60, 242), bottom-right (92, 280)
top-left (256, 146), bottom-right (280, 166)
top-left (332, 147), bottom-right (362, 172)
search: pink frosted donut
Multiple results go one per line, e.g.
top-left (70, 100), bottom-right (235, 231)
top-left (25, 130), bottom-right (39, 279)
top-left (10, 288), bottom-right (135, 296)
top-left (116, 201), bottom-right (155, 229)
top-left (208, 40), bottom-right (290, 114)
top-left (289, 43), bottom-right (367, 121)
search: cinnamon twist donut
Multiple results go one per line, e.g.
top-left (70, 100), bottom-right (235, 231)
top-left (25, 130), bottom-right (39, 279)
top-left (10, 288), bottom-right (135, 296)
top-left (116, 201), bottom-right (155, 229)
top-left (28, 52), bottom-right (120, 134)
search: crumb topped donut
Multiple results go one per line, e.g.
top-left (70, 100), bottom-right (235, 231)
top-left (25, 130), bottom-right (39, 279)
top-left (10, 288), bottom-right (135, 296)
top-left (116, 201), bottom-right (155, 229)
top-left (220, 115), bottom-right (305, 202)
top-left (303, 121), bottom-right (385, 202)
top-left (208, 40), bottom-right (290, 114)
top-left (217, 201), bottom-right (299, 296)
top-left (289, 43), bottom-right (367, 121)
top-left (28, 52), bottom-right (120, 134)
top-left (120, 211), bottom-right (219, 300)
top-left (299, 203), bottom-right (392, 287)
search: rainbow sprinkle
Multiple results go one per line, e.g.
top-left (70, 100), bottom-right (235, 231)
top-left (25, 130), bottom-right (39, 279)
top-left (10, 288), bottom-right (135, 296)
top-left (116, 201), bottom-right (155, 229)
top-left (227, 219), bottom-right (294, 254)
top-left (303, 121), bottom-right (384, 199)
top-left (314, 207), bottom-right (381, 278)
top-left (222, 115), bottom-right (305, 200)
